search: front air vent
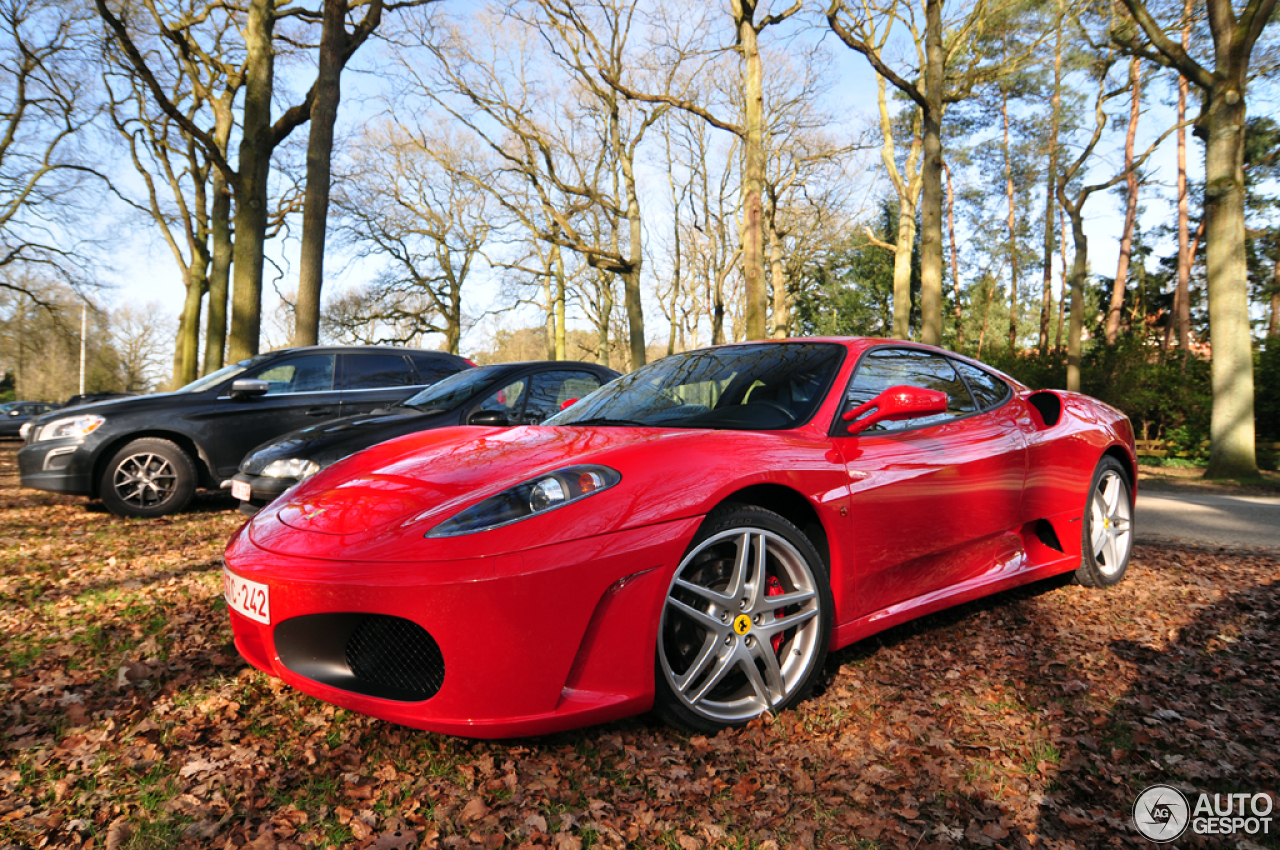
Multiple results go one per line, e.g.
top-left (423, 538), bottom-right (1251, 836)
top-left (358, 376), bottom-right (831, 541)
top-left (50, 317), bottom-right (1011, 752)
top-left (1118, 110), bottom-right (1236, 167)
top-left (275, 613), bottom-right (445, 702)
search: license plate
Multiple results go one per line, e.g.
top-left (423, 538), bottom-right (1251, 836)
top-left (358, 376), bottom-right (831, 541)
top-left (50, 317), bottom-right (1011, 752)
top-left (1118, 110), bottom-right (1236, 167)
top-left (223, 568), bottom-right (270, 625)
top-left (231, 479), bottom-right (252, 502)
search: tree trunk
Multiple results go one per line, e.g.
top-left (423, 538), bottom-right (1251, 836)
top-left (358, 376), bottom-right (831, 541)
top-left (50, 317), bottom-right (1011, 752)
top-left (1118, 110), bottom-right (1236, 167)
top-left (734, 0), bottom-right (766, 340)
top-left (204, 172), bottom-right (232, 372)
top-left (768, 213), bottom-right (788, 338)
top-left (1039, 7), bottom-right (1062, 354)
top-left (945, 162), bottom-right (962, 347)
top-left (917, 0), bottom-right (944, 347)
top-left (1202, 89), bottom-right (1256, 478)
top-left (1175, 2), bottom-right (1192, 358)
top-left (1003, 87), bottom-right (1018, 350)
top-left (228, 0), bottom-right (276, 361)
top-left (620, 159), bottom-right (646, 369)
top-left (1269, 260), bottom-right (1279, 337)
top-left (891, 196), bottom-right (917, 340)
top-left (295, 0), bottom-right (349, 348)
top-left (1056, 206), bottom-right (1067, 355)
top-left (1066, 213), bottom-right (1088, 392)
top-left (552, 241), bottom-right (567, 361)
top-left (1106, 57), bottom-right (1142, 346)
top-left (172, 266), bottom-right (206, 388)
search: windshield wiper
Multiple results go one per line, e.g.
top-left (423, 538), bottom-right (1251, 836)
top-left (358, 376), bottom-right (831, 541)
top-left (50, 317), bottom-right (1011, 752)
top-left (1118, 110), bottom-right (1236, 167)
top-left (567, 416), bottom-right (648, 427)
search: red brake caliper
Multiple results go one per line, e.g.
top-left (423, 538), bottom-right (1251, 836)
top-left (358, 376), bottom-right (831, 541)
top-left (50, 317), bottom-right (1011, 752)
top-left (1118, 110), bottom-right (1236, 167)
top-left (766, 575), bottom-right (784, 653)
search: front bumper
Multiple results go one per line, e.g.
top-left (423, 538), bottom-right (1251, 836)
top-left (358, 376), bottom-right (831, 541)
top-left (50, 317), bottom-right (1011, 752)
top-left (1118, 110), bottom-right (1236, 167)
top-left (231, 472), bottom-right (297, 514)
top-left (17, 439), bottom-right (97, 495)
top-left (223, 515), bottom-right (702, 737)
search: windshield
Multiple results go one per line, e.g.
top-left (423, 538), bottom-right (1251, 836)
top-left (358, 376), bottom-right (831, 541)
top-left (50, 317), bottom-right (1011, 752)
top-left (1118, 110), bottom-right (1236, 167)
top-left (173, 353), bottom-right (275, 394)
top-left (547, 342), bottom-right (844, 430)
top-left (400, 366), bottom-right (505, 411)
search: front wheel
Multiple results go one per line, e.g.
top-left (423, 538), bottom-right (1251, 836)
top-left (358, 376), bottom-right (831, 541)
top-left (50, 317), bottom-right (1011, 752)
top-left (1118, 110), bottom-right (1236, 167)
top-left (99, 438), bottom-right (197, 518)
top-left (654, 504), bottom-right (832, 733)
top-left (1075, 457), bottom-right (1133, 588)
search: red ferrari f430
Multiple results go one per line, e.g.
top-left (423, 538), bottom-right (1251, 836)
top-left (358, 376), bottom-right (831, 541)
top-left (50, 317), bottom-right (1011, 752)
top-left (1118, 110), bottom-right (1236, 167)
top-left (224, 339), bottom-right (1136, 737)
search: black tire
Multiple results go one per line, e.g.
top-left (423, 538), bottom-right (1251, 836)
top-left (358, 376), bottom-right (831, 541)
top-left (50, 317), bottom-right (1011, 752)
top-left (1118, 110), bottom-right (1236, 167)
top-left (1075, 456), bottom-right (1134, 588)
top-left (99, 438), bottom-right (197, 518)
top-left (654, 503), bottom-right (833, 734)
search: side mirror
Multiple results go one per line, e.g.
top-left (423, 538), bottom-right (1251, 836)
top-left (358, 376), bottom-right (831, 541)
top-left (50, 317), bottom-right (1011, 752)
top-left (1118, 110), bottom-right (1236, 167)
top-left (467, 410), bottom-right (510, 426)
top-left (7, 410), bottom-right (18, 417)
top-left (229, 378), bottom-right (270, 400)
top-left (559, 398), bottom-right (579, 411)
top-left (842, 385), bottom-right (948, 435)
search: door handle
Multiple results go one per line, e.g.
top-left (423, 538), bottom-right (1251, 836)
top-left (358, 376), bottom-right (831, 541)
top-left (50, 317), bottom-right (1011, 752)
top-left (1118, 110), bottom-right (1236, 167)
top-left (305, 407), bottom-right (333, 416)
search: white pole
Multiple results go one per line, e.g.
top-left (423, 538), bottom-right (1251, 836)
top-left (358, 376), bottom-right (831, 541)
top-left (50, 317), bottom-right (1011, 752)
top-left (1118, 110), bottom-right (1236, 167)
top-left (79, 303), bottom-right (86, 396)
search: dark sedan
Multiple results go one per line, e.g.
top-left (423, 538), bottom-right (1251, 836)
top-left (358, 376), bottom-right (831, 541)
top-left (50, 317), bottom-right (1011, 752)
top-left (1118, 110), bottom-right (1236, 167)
top-left (18, 345), bottom-right (471, 517)
top-left (0, 402), bottom-right (56, 438)
top-left (231, 360), bottom-right (619, 513)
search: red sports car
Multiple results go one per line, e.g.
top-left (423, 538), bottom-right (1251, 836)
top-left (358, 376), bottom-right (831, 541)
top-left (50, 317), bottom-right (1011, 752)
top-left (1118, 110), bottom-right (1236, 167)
top-left (224, 339), bottom-right (1136, 737)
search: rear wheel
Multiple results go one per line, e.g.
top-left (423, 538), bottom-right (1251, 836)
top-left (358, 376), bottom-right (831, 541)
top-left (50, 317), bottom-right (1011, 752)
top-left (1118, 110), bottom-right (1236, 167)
top-left (1075, 457), bottom-right (1133, 588)
top-left (99, 438), bottom-right (197, 518)
top-left (654, 504), bottom-right (832, 733)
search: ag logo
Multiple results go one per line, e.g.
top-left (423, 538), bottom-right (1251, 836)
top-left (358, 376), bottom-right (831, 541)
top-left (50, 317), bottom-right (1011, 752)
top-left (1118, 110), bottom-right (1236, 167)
top-left (1133, 784), bottom-right (1190, 842)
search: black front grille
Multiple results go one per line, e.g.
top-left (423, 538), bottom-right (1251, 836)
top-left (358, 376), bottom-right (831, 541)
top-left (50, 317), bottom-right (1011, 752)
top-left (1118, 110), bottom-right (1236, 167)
top-left (346, 616), bottom-right (445, 701)
top-left (274, 613), bottom-right (445, 702)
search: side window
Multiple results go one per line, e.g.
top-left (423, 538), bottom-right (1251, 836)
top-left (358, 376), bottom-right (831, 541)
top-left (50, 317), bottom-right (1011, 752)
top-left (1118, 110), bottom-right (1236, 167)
top-left (475, 378), bottom-right (526, 420)
top-left (341, 353), bottom-right (415, 390)
top-left (410, 354), bottom-right (463, 385)
top-left (522, 371), bottom-right (604, 423)
top-left (843, 349), bottom-right (976, 432)
top-left (952, 360), bottom-right (1011, 410)
top-left (245, 354), bottom-right (335, 395)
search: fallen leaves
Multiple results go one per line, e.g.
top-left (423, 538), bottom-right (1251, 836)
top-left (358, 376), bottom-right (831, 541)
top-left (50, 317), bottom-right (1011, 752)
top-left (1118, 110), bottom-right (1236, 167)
top-left (0, 441), bottom-right (1277, 849)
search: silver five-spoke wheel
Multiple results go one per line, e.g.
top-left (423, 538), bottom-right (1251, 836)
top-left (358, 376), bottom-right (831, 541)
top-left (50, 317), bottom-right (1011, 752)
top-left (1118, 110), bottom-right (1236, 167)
top-left (1076, 457), bottom-right (1133, 588)
top-left (655, 505), bottom-right (831, 731)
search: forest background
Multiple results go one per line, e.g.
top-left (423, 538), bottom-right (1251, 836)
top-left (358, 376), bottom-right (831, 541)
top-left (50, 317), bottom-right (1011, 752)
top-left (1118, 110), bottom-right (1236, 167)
top-left (1, 0), bottom-right (1279, 476)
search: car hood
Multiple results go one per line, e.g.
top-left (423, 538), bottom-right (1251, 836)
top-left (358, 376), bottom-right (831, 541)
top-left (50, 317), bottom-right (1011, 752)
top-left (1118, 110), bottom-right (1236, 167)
top-left (35, 392), bottom-right (181, 421)
top-left (240, 408), bottom-right (454, 472)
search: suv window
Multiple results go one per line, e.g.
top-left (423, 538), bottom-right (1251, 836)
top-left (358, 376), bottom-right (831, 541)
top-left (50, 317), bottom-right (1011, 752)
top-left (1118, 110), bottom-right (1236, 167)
top-left (341, 353), bottom-right (415, 390)
top-left (842, 348), bottom-right (976, 432)
top-left (952, 360), bottom-right (1010, 410)
top-left (246, 354), bottom-right (336, 395)
top-left (522, 371), bottom-right (605, 423)
top-left (410, 353), bottom-right (464, 385)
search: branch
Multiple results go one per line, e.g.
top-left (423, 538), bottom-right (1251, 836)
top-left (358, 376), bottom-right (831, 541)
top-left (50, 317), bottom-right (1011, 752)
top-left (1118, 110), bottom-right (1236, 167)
top-left (826, 2), bottom-right (928, 111)
top-left (1116, 0), bottom-right (1215, 89)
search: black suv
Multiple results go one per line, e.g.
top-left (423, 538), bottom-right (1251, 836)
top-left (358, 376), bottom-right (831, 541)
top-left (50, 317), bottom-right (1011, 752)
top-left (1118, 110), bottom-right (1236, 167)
top-left (18, 345), bottom-right (471, 517)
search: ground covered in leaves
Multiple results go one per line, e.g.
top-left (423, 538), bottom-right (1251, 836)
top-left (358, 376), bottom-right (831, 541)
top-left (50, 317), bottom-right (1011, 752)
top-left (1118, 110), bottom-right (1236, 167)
top-left (1, 442), bottom-right (1277, 850)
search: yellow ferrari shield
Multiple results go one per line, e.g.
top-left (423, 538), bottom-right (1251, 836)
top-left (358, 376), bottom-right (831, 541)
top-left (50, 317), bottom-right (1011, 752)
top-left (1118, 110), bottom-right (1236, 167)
top-left (733, 614), bottom-right (752, 635)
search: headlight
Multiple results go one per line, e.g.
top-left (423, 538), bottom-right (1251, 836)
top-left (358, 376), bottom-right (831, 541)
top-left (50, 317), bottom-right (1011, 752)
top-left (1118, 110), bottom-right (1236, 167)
top-left (19, 421), bottom-right (32, 440)
top-left (261, 458), bottom-right (322, 480)
top-left (427, 464), bottom-right (620, 537)
top-left (35, 414), bottom-right (105, 442)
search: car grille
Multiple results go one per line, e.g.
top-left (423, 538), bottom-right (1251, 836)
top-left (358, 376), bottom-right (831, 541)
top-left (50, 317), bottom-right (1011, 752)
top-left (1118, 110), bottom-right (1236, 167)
top-left (346, 616), bottom-right (446, 701)
top-left (274, 613), bottom-right (445, 702)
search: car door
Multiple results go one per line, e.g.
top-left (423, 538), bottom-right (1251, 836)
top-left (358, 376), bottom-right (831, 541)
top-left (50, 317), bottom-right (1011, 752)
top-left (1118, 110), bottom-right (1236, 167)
top-left (204, 352), bottom-right (341, 477)
top-left (831, 348), bottom-right (1027, 617)
top-left (517, 370), bottom-right (609, 424)
top-left (337, 352), bottom-right (421, 417)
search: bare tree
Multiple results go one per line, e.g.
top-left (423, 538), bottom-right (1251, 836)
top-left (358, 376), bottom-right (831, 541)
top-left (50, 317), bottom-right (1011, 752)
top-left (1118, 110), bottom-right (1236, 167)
top-left (111, 302), bottom-right (170, 392)
top-left (333, 124), bottom-right (491, 354)
top-left (0, 0), bottom-right (107, 303)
